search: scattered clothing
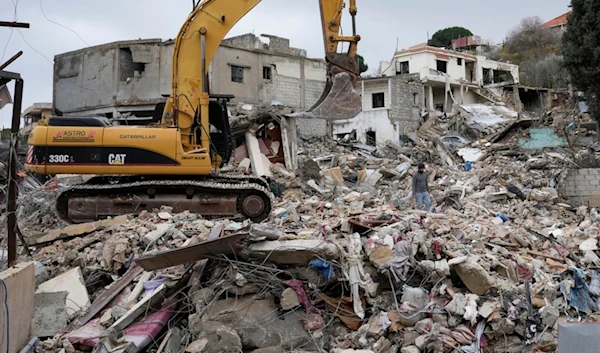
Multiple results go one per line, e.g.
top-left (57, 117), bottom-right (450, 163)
top-left (381, 239), bottom-right (413, 282)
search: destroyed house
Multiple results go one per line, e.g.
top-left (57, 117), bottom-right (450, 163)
top-left (53, 34), bottom-right (327, 125)
top-left (379, 44), bottom-right (519, 113)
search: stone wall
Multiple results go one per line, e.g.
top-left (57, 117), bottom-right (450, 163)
top-left (296, 117), bottom-right (328, 138)
top-left (389, 74), bottom-right (424, 135)
top-left (562, 168), bottom-right (600, 207)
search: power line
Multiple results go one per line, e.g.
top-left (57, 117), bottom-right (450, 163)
top-left (1, 0), bottom-right (20, 64)
top-left (16, 30), bottom-right (53, 64)
top-left (39, 0), bottom-right (91, 47)
top-left (1, 30), bottom-right (15, 64)
top-left (16, 30), bottom-right (93, 91)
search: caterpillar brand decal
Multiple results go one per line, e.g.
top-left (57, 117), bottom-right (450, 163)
top-left (53, 130), bottom-right (96, 143)
top-left (108, 153), bottom-right (127, 165)
top-left (119, 134), bottom-right (157, 139)
top-left (182, 155), bottom-right (207, 160)
top-left (31, 146), bottom-right (179, 166)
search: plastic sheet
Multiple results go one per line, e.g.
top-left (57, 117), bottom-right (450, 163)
top-left (308, 259), bottom-right (334, 280)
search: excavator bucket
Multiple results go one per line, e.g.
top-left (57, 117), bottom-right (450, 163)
top-left (290, 52), bottom-right (362, 121)
top-left (307, 72), bottom-right (362, 120)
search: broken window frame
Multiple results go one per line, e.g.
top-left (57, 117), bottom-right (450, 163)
top-left (372, 92), bottom-right (385, 109)
top-left (119, 47), bottom-right (146, 82)
top-left (436, 60), bottom-right (448, 74)
top-left (457, 58), bottom-right (463, 66)
top-left (263, 66), bottom-right (272, 80)
top-left (396, 61), bottom-right (410, 75)
top-left (231, 65), bottom-right (244, 83)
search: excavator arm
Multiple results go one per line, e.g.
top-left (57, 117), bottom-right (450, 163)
top-left (163, 0), bottom-right (362, 152)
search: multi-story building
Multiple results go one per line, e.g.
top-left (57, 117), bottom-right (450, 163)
top-left (378, 43), bottom-right (519, 112)
top-left (53, 34), bottom-right (327, 124)
top-left (332, 43), bottom-right (520, 145)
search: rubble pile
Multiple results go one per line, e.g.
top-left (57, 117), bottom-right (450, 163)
top-left (5, 105), bottom-right (600, 353)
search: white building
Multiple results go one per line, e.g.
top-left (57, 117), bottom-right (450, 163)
top-left (378, 43), bottom-right (519, 113)
top-left (332, 74), bottom-right (424, 145)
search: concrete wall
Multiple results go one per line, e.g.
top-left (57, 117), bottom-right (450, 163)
top-left (0, 262), bottom-right (35, 353)
top-left (296, 117), bottom-right (328, 138)
top-left (561, 168), bottom-right (600, 207)
top-left (385, 51), bottom-right (469, 81)
top-left (362, 79), bottom-right (391, 110)
top-left (475, 55), bottom-right (520, 86)
top-left (389, 74), bottom-right (424, 134)
top-left (333, 74), bottom-right (424, 143)
top-left (333, 109), bottom-right (396, 143)
top-left (54, 39), bottom-right (166, 116)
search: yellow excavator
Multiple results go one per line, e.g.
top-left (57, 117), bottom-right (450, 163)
top-left (25, 0), bottom-right (362, 224)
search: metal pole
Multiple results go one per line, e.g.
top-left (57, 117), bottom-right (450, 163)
top-left (7, 78), bottom-right (23, 267)
top-left (0, 51), bottom-right (23, 71)
top-left (0, 21), bottom-right (30, 28)
top-left (201, 32), bottom-right (207, 93)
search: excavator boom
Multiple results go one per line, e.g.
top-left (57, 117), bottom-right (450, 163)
top-left (25, 0), bottom-right (363, 224)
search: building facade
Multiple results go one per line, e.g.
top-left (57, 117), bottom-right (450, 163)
top-left (21, 103), bottom-right (52, 134)
top-left (53, 34), bottom-right (327, 123)
top-left (378, 44), bottom-right (519, 113)
top-left (332, 74), bottom-right (424, 144)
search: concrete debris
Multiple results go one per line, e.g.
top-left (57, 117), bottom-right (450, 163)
top-left (7, 100), bottom-right (600, 353)
top-left (280, 287), bottom-right (301, 310)
top-left (32, 291), bottom-right (68, 338)
top-left (36, 267), bottom-right (90, 318)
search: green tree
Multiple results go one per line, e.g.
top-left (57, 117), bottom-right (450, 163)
top-left (356, 54), bottom-right (368, 73)
top-left (428, 27), bottom-right (473, 48)
top-left (563, 0), bottom-right (600, 115)
top-left (503, 16), bottom-right (565, 88)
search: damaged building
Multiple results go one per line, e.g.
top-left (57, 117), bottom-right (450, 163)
top-left (380, 43), bottom-right (520, 113)
top-left (333, 43), bottom-right (521, 146)
top-left (332, 74), bottom-right (425, 144)
top-left (53, 34), bottom-right (327, 124)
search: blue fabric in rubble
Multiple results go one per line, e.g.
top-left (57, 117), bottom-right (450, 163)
top-left (561, 268), bottom-right (591, 314)
top-left (309, 259), bottom-right (334, 280)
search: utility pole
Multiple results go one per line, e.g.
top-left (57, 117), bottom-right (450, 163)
top-left (1, 20), bottom-right (31, 267)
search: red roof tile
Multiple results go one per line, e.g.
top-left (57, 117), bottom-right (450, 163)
top-left (543, 11), bottom-right (572, 28)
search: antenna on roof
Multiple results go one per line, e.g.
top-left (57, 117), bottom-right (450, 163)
top-left (396, 37), bottom-right (399, 52)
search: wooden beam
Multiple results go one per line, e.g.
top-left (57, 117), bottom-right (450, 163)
top-left (0, 21), bottom-right (30, 28)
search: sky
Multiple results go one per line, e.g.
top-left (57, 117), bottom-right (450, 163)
top-left (0, 0), bottom-right (571, 127)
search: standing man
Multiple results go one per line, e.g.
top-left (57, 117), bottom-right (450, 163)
top-left (412, 163), bottom-right (431, 211)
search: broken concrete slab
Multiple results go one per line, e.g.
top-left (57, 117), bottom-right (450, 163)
top-left (205, 295), bottom-right (313, 350)
top-left (246, 132), bottom-right (269, 177)
top-left (280, 288), bottom-right (300, 310)
top-left (248, 239), bottom-right (340, 264)
top-left (107, 283), bottom-right (167, 334)
top-left (37, 267), bottom-right (90, 318)
top-left (28, 215), bottom-right (128, 245)
top-left (453, 262), bottom-right (495, 295)
top-left (0, 262), bottom-right (35, 353)
top-left (142, 223), bottom-right (173, 246)
top-left (32, 291), bottom-right (68, 338)
top-left (368, 246), bottom-right (393, 268)
top-left (136, 233), bottom-right (246, 271)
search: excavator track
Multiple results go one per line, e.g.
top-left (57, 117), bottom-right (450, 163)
top-left (56, 174), bottom-right (274, 224)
